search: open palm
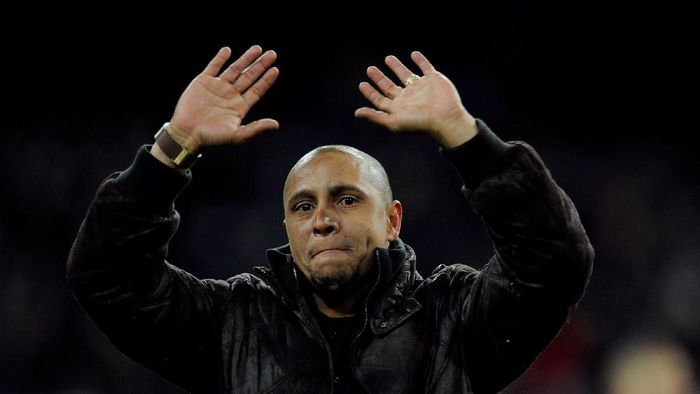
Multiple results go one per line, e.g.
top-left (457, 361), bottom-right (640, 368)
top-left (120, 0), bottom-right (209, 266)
top-left (170, 46), bottom-right (280, 151)
top-left (356, 51), bottom-right (475, 147)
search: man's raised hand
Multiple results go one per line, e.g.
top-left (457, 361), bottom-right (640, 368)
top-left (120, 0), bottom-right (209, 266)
top-left (169, 45), bottom-right (280, 152)
top-left (355, 51), bottom-right (477, 148)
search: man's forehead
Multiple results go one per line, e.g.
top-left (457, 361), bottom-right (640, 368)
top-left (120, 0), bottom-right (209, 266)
top-left (291, 151), bottom-right (361, 175)
top-left (283, 146), bottom-right (392, 206)
top-left (284, 152), bottom-right (365, 195)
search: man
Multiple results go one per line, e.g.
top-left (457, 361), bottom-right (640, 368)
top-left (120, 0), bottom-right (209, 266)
top-left (67, 45), bottom-right (594, 393)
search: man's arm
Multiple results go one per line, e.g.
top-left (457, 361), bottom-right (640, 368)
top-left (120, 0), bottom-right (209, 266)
top-left (356, 51), bottom-right (594, 393)
top-left (67, 147), bottom-right (229, 391)
top-left (439, 120), bottom-right (593, 393)
top-left (67, 45), bottom-right (280, 391)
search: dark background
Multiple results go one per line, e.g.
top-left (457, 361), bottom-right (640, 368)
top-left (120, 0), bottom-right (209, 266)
top-left (2, 4), bottom-right (698, 392)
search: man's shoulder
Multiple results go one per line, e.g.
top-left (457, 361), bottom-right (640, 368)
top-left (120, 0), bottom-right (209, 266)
top-left (222, 269), bottom-right (289, 296)
top-left (195, 271), bottom-right (271, 293)
top-left (195, 272), bottom-right (284, 307)
top-left (417, 262), bottom-right (482, 289)
top-left (409, 263), bottom-right (484, 317)
top-left (429, 262), bottom-right (480, 278)
top-left (219, 272), bottom-right (269, 289)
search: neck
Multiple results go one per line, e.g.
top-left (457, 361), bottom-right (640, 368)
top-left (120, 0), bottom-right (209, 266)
top-left (312, 279), bottom-right (373, 318)
top-left (312, 293), bottom-right (357, 317)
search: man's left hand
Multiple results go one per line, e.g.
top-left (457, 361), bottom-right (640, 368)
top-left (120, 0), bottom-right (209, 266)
top-left (355, 51), bottom-right (478, 148)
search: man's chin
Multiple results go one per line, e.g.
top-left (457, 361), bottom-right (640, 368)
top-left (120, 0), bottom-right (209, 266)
top-left (309, 273), bottom-right (354, 306)
top-left (310, 272), bottom-right (351, 292)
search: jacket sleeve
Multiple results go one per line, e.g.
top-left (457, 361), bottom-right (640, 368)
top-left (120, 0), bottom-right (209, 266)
top-left (66, 145), bottom-right (230, 392)
top-left (439, 120), bottom-right (594, 393)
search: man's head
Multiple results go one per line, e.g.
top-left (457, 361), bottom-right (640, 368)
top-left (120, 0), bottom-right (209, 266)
top-left (283, 146), bottom-right (402, 301)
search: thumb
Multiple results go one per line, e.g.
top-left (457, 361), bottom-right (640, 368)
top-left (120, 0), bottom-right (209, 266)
top-left (355, 107), bottom-right (391, 127)
top-left (232, 118), bottom-right (280, 144)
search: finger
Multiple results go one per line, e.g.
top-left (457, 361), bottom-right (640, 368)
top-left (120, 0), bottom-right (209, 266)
top-left (385, 55), bottom-right (419, 86)
top-left (367, 66), bottom-right (401, 99)
top-left (355, 107), bottom-right (391, 126)
top-left (410, 51), bottom-right (436, 75)
top-left (219, 45), bottom-right (264, 83)
top-left (233, 50), bottom-right (278, 92)
top-left (242, 67), bottom-right (280, 107)
top-left (359, 82), bottom-right (392, 112)
top-left (234, 118), bottom-right (280, 143)
top-left (202, 47), bottom-right (232, 76)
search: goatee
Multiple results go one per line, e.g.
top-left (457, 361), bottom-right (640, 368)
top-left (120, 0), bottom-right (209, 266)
top-left (309, 272), bottom-right (356, 307)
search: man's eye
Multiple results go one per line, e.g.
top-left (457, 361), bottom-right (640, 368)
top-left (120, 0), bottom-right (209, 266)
top-left (339, 197), bottom-right (357, 206)
top-left (295, 203), bottom-right (313, 212)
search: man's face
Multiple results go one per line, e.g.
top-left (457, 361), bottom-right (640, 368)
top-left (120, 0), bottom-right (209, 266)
top-left (283, 152), bottom-right (401, 294)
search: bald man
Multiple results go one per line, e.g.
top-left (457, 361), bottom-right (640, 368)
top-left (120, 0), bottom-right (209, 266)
top-left (68, 46), bottom-right (594, 393)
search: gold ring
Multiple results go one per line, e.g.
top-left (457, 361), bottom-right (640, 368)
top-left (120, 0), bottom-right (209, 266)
top-left (405, 74), bottom-right (420, 86)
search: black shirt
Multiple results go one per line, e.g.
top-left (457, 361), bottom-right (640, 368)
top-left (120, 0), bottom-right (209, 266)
top-left (304, 291), bottom-right (367, 393)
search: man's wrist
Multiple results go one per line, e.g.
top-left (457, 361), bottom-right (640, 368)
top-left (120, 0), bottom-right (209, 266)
top-left (150, 143), bottom-right (187, 172)
top-left (152, 122), bottom-right (201, 169)
top-left (432, 109), bottom-right (478, 149)
top-left (166, 122), bottom-right (202, 153)
top-left (440, 118), bottom-right (515, 190)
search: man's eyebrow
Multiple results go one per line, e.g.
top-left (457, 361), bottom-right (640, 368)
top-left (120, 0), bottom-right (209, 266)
top-left (286, 184), bottom-right (368, 209)
top-left (287, 190), bottom-right (315, 209)
top-left (328, 184), bottom-right (368, 197)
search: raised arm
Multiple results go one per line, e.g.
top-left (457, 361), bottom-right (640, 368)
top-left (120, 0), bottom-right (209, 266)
top-left (66, 46), bottom-right (279, 392)
top-left (357, 52), bottom-right (594, 393)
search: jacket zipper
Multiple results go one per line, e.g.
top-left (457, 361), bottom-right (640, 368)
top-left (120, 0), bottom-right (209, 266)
top-left (257, 267), bottom-right (337, 392)
top-left (299, 296), bottom-right (336, 393)
top-left (348, 249), bottom-right (383, 388)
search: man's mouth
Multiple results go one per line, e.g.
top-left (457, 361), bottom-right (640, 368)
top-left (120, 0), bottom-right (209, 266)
top-left (311, 248), bottom-right (350, 258)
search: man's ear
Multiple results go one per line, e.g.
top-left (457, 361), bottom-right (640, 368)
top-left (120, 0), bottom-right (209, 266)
top-left (386, 200), bottom-right (403, 241)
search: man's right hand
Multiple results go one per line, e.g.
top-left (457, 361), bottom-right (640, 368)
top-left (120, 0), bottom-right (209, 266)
top-left (156, 45), bottom-right (280, 162)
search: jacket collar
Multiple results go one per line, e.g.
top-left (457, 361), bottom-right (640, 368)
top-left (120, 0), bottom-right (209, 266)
top-left (368, 240), bottom-right (424, 335)
top-left (259, 239), bottom-right (419, 305)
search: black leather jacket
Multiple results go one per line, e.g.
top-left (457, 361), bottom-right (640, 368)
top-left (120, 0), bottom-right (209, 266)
top-left (67, 121), bottom-right (594, 393)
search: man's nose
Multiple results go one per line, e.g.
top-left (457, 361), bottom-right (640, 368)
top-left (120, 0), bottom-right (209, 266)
top-left (312, 205), bottom-right (339, 236)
